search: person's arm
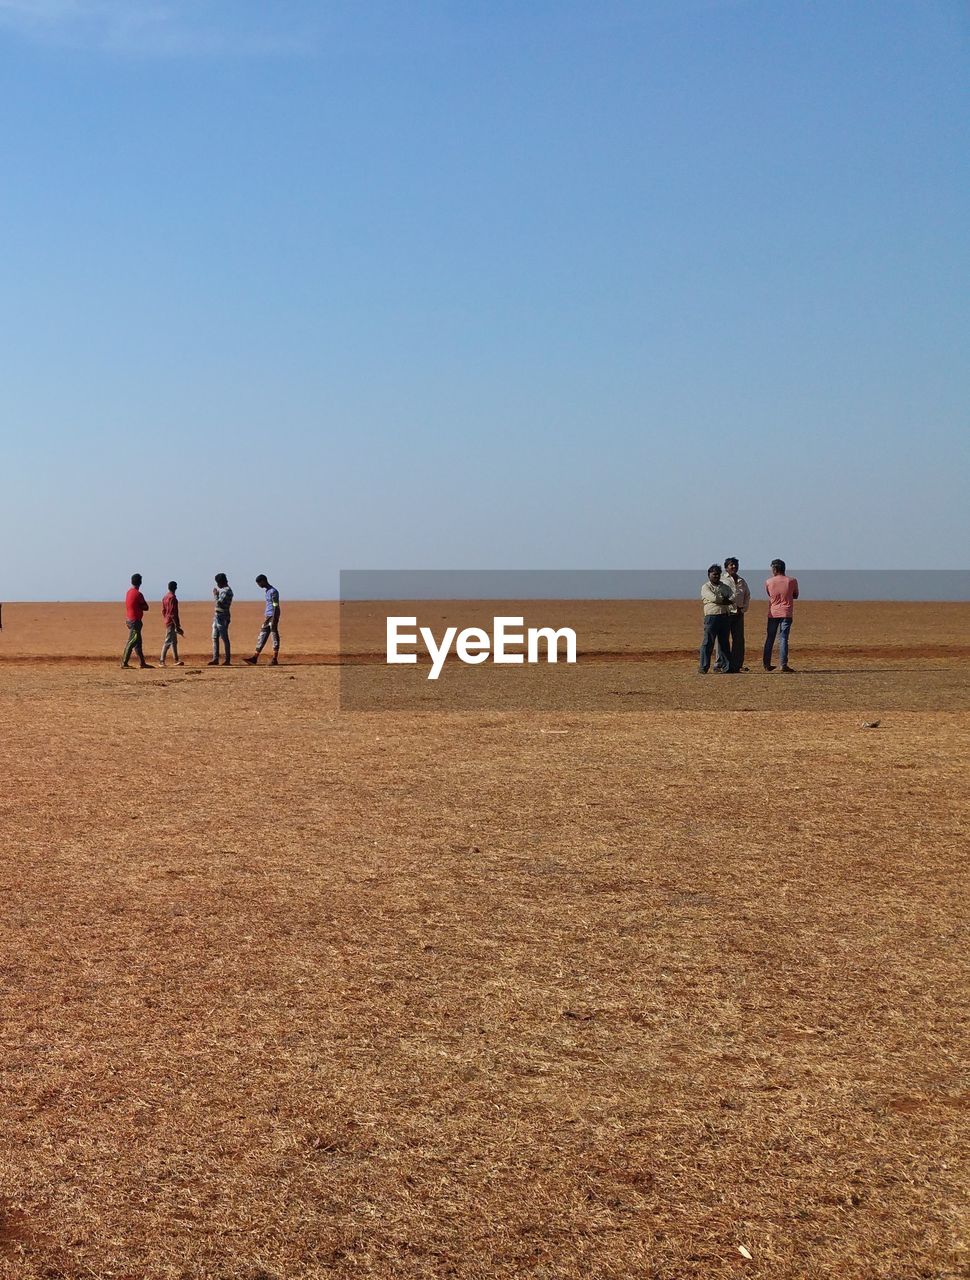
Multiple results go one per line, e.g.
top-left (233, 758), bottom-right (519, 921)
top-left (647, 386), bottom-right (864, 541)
top-left (792, 578), bottom-right (799, 600)
top-left (174, 600), bottom-right (184, 633)
top-left (140, 592), bottom-right (149, 613)
top-left (270, 590), bottom-right (280, 630)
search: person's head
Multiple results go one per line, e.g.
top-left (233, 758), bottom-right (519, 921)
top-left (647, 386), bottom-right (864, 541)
top-left (131, 573), bottom-right (142, 587)
top-left (708, 563), bottom-right (722, 584)
top-left (255, 574), bottom-right (268, 588)
top-left (724, 557), bottom-right (739, 575)
top-left (770, 559), bottom-right (786, 576)
top-left (168, 580), bottom-right (177, 593)
top-left (215, 572), bottom-right (229, 587)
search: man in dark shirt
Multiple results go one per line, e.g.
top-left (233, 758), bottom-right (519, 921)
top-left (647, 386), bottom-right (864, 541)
top-left (122, 574), bottom-right (151, 669)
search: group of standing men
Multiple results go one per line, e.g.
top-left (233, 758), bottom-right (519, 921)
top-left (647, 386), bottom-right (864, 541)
top-left (699, 558), bottom-right (799, 674)
top-left (122, 573), bottom-right (282, 669)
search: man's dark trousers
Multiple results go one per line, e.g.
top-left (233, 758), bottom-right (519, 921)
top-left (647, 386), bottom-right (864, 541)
top-left (699, 614), bottom-right (730, 673)
top-left (714, 613), bottom-right (745, 672)
top-left (727, 613), bottom-right (745, 671)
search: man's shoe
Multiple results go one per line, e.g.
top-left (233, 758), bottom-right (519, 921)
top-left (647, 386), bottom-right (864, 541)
top-left (174, 661), bottom-right (184, 667)
top-left (764, 664), bottom-right (775, 672)
top-left (243, 656), bottom-right (258, 665)
top-left (780, 665), bottom-right (796, 673)
top-left (159, 658), bottom-right (166, 667)
top-left (120, 663), bottom-right (129, 669)
top-left (269, 657), bottom-right (278, 666)
top-left (207, 659), bottom-right (219, 666)
top-left (222, 660), bottom-right (231, 666)
top-left (698, 668), bottom-right (709, 675)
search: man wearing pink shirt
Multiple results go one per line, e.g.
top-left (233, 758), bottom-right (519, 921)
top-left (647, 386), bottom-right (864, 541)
top-left (763, 558), bottom-right (799, 673)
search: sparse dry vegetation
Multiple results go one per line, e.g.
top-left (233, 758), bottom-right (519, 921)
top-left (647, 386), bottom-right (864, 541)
top-left (0, 605), bottom-right (966, 1278)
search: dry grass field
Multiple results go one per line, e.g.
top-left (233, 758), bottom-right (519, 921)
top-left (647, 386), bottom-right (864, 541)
top-left (0, 604), bottom-right (966, 1279)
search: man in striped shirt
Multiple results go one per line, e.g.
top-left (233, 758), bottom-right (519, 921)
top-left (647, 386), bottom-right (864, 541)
top-left (244, 575), bottom-right (281, 665)
top-left (208, 572), bottom-right (234, 666)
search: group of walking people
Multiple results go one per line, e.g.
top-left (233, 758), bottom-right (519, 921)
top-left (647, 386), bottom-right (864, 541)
top-left (699, 558), bottom-right (799, 674)
top-left (122, 572), bottom-right (282, 669)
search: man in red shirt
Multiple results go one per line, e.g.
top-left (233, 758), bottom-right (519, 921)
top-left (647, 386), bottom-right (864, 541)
top-left (159, 580), bottom-right (184, 666)
top-left (122, 573), bottom-right (151, 669)
top-left (763, 558), bottom-right (799, 673)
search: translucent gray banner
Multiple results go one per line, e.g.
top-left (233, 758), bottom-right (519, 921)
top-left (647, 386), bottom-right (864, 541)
top-left (341, 569), bottom-right (970, 602)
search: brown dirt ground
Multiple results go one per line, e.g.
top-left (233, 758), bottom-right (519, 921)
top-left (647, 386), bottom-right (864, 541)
top-left (0, 605), bottom-right (967, 1279)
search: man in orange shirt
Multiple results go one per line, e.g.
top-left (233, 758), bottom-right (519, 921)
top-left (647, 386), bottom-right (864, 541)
top-left (122, 573), bottom-right (151, 669)
top-left (763, 558), bottom-right (799, 673)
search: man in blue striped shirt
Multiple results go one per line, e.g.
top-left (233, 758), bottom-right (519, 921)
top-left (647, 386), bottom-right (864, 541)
top-left (244, 575), bottom-right (281, 665)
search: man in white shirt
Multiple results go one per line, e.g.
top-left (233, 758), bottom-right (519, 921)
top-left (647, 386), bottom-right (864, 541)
top-left (699, 564), bottom-right (733, 674)
top-left (714, 556), bottom-right (751, 673)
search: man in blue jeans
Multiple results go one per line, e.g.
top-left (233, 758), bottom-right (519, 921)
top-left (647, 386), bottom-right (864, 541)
top-left (763, 558), bottom-right (799, 672)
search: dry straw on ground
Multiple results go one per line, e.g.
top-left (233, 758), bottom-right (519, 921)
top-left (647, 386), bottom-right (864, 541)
top-left (0, 604), bottom-right (966, 1278)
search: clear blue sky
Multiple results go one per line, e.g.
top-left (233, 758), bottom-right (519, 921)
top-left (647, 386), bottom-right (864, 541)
top-left (1, 0), bottom-right (967, 600)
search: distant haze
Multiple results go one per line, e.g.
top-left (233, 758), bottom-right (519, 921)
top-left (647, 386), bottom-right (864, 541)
top-left (341, 571), bottom-right (970, 604)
